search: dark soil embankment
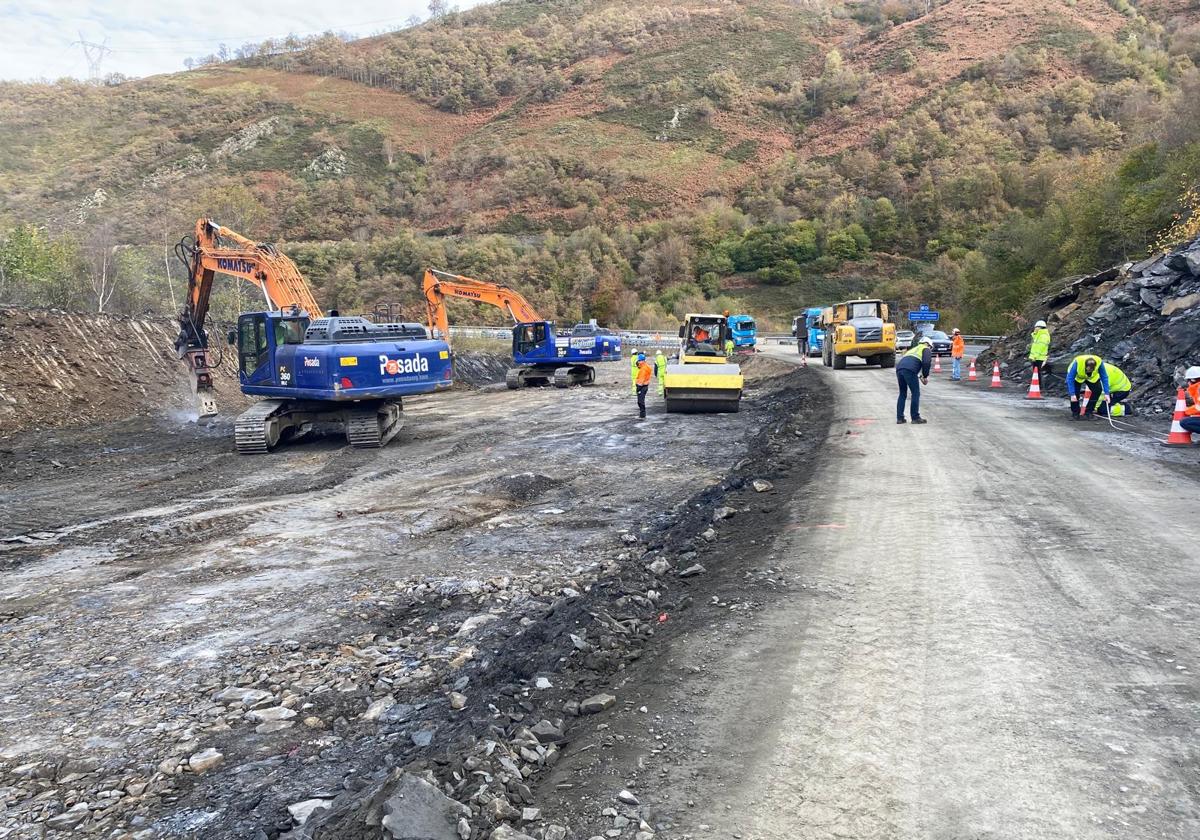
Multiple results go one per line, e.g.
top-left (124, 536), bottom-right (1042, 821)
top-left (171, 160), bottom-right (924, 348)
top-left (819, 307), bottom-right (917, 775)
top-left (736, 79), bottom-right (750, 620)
top-left (452, 351), bottom-right (512, 388)
top-left (980, 237), bottom-right (1200, 410)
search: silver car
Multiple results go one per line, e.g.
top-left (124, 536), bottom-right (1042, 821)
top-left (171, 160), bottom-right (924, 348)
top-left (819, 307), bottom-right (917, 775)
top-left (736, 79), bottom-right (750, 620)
top-left (895, 329), bottom-right (915, 351)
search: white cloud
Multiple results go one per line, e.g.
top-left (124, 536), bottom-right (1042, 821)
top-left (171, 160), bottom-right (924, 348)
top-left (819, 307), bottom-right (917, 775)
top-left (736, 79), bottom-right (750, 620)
top-left (0, 0), bottom-right (486, 82)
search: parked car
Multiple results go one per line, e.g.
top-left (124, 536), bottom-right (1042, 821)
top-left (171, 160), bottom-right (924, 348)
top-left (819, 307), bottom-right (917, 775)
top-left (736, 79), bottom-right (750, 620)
top-left (895, 329), bottom-right (915, 351)
top-left (920, 329), bottom-right (953, 356)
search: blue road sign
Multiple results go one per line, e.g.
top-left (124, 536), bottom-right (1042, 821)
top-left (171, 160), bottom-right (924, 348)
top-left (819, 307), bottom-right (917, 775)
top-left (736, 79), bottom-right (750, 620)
top-left (908, 310), bottom-right (939, 322)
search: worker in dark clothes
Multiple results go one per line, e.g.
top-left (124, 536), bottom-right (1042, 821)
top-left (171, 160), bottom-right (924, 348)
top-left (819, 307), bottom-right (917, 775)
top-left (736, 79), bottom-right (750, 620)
top-left (896, 335), bottom-right (933, 425)
top-left (635, 352), bottom-right (653, 419)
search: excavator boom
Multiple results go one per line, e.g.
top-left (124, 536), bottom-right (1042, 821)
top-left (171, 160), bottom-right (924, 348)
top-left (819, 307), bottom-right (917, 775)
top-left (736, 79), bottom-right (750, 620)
top-left (179, 219), bottom-right (320, 338)
top-left (422, 268), bottom-right (542, 339)
top-left (174, 219), bottom-right (323, 414)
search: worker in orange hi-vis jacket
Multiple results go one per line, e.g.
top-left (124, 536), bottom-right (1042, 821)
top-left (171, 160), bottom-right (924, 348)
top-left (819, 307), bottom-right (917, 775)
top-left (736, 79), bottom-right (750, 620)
top-left (950, 328), bottom-right (965, 380)
top-left (635, 352), bottom-right (654, 419)
top-left (1182, 365), bottom-right (1200, 436)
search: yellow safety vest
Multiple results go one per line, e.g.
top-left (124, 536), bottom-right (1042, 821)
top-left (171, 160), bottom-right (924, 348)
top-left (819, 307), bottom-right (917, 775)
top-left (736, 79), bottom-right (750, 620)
top-left (903, 344), bottom-right (927, 360)
top-left (1072, 355), bottom-right (1103, 384)
top-left (1029, 328), bottom-right (1050, 362)
top-left (1104, 363), bottom-right (1132, 393)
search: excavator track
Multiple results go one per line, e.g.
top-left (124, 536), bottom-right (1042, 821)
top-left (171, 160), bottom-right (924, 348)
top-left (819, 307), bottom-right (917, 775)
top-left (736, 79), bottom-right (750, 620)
top-left (234, 400), bottom-right (287, 455)
top-left (345, 402), bottom-right (404, 449)
top-left (553, 365), bottom-right (595, 388)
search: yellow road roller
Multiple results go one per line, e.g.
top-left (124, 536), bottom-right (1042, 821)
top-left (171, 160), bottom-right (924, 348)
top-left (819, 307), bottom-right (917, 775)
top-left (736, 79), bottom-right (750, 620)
top-left (662, 313), bottom-right (744, 413)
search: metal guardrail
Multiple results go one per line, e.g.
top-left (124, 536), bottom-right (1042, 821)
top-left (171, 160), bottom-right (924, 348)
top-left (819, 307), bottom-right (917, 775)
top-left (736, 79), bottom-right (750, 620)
top-left (447, 326), bottom-right (1004, 349)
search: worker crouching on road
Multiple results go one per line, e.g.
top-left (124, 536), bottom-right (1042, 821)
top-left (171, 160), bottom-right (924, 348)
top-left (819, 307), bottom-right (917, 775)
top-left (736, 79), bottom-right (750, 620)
top-left (1067, 355), bottom-right (1132, 420)
top-left (654, 349), bottom-right (667, 396)
top-left (634, 352), bottom-right (653, 419)
top-left (1182, 366), bottom-right (1200, 436)
top-left (950, 328), bottom-right (965, 380)
top-left (896, 336), bottom-right (933, 425)
top-left (630, 349), bottom-right (640, 395)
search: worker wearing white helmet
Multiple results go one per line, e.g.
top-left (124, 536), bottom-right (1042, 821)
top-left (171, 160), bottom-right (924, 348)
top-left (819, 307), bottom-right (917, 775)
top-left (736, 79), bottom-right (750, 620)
top-left (896, 335), bottom-right (933, 425)
top-left (1183, 365), bottom-right (1200, 436)
top-left (1029, 319), bottom-right (1051, 381)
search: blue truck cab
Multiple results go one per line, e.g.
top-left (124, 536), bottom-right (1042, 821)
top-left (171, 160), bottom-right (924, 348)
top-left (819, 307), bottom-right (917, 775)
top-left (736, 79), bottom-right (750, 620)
top-left (792, 307), bottom-right (824, 356)
top-left (235, 311), bottom-right (453, 400)
top-left (726, 314), bottom-right (757, 351)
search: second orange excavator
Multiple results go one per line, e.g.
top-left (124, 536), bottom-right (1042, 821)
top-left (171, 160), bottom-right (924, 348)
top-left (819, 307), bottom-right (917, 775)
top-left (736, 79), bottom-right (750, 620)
top-left (422, 269), bottom-right (622, 389)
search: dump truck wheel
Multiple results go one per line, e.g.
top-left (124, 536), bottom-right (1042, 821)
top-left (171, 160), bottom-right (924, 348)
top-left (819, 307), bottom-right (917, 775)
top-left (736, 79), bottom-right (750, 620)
top-left (881, 353), bottom-right (896, 369)
top-left (833, 352), bottom-right (847, 370)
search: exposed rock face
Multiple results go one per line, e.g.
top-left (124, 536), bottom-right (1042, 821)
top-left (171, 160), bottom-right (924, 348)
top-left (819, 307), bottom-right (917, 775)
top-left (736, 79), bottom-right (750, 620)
top-left (982, 237), bottom-right (1200, 408)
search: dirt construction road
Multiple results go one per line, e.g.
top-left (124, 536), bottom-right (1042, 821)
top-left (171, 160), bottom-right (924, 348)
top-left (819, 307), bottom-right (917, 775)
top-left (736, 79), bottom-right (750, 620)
top-left (629, 348), bottom-right (1200, 840)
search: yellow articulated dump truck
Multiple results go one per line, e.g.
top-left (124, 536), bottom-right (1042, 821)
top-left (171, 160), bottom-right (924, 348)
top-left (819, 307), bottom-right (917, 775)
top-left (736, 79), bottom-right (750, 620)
top-left (663, 313), bottom-right (744, 412)
top-left (820, 299), bottom-right (896, 369)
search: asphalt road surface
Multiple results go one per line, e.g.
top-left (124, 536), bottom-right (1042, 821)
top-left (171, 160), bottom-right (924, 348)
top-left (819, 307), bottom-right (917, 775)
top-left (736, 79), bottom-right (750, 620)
top-left (665, 349), bottom-right (1200, 840)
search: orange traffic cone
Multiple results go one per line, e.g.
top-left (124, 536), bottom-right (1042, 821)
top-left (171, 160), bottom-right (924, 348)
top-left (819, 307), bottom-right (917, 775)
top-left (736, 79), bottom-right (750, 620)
top-left (1164, 388), bottom-right (1195, 446)
top-left (968, 359), bottom-right (977, 382)
top-left (933, 355), bottom-right (942, 374)
top-left (989, 361), bottom-right (1002, 388)
top-left (1026, 367), bottom-right (1043, 400)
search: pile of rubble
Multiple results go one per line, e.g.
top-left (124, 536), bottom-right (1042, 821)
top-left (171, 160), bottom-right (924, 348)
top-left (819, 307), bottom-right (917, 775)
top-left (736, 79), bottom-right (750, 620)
top-left (983, 236), bottom-right (1200, 409)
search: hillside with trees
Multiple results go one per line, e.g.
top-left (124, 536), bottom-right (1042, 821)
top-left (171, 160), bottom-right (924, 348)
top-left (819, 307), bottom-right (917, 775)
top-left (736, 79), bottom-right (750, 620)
top-left (3, 0), bottom-right (1200, 331)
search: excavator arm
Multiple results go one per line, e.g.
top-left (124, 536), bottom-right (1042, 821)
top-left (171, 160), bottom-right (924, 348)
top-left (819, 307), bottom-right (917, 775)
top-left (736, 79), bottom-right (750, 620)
top-left (174, 218), bottom-right (323, 413)
top-left (422, 268), bottom-right (543, 340)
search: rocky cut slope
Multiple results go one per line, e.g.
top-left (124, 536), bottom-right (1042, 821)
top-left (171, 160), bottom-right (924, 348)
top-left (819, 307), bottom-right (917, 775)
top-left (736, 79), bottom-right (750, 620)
top-left (985, 237), bottom-right (1200, 409)
top-left (0, 307), bottom-right (248, 437)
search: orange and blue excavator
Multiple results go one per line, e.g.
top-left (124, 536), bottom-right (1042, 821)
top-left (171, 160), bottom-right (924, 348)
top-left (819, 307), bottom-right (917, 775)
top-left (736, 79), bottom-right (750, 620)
top-left (175, 219), bottom-right (452, 453)
top-left (422, 268), bottom-right (621, 389)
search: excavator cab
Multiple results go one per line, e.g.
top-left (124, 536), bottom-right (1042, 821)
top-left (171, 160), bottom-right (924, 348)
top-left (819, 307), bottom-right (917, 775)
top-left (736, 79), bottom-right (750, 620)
top-left (236, 311), bottom-right (310, 385)
top-left (513, 321), bottom-right (552, 357)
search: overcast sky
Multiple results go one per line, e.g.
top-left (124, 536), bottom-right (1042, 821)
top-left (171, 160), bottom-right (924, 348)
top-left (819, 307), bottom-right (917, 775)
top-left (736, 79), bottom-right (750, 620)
top-left (0, 1), bottom-right (487, 82)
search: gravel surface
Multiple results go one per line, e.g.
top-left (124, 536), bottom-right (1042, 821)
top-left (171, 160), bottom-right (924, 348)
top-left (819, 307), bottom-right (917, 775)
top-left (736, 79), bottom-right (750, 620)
top-left (0, 351), bottom-right (827, 839)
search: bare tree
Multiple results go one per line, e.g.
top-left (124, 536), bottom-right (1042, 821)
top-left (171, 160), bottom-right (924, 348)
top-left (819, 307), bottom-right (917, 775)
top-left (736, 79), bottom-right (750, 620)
top-left (163, 231), bottom-right (179, 314)
top-left (80, 222), bottom-right (122, 313)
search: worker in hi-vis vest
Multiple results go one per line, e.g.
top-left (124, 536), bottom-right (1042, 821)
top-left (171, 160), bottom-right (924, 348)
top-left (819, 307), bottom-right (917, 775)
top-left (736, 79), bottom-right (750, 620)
top-left (629, 349), bottom-right (640, 395)
top-left (654, 349), bottom-right (667, 396)
top-left (1067, 355), bottom-right (1132, 419)
top-left (1029, 320), bottom-right (1051, 379)
top-left (896, 336), bottom-right (933, 425)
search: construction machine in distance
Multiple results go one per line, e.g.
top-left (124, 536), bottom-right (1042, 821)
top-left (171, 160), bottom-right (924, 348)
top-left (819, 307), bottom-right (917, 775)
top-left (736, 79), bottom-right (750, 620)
top-left (820, 298), bottom-right (897, 369)
top-left (663, 313), bottom-right (744, 412)
top-left (726, 314), bottom-right (757, 353)
top-left (792, 307), bottom-right (825, 356)
top-left (174, 219), bottom-right (453, 454)
top-left (422, 269), bottom-right (622, 389)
